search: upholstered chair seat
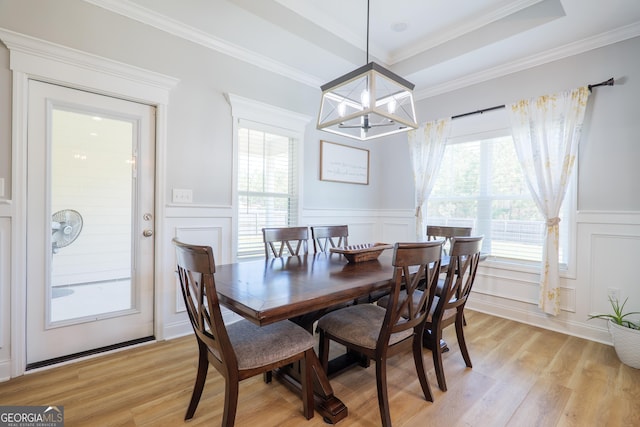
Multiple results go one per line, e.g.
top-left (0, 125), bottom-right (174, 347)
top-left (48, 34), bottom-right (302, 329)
top-left (225, 320), bottom-right (315, 370)
top-left (317, 304), bottom-right (413, 350)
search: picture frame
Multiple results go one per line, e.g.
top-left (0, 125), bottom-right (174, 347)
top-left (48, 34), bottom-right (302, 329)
top-left (320, 140), bottom-right (370, 185)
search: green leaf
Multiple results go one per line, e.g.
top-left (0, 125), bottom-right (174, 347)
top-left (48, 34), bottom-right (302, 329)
top-left (588, 297), bottom-right (640, 329)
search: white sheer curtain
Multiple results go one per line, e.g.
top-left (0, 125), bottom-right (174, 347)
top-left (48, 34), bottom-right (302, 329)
top-left (408, 119), bottom-right (451, 241)
top-left (506, 86), bottom-right (590, 315)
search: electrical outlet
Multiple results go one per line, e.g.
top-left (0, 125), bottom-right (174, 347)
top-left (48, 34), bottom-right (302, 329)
top-left (172, 188), bottom-right (193, 203)
top-left (607, 287), bottom-right (621, 301)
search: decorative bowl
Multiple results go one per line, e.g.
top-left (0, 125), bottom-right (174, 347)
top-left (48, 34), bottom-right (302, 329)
top-left (330, 243), bottom-right (393, 263)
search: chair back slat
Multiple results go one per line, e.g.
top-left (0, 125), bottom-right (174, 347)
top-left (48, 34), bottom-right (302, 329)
top-left (380, 241), bottom-right (443, 345)
top-left (426, 225), bottom-right (472, 255)
top-left (311, 225), bottom-right (349, 253)
top-left (173, 239), bottom-right (237, 371)
top-left (437, 236), bottom-right (483, 314)
top-left (262, 227), bottom-right (309, 258)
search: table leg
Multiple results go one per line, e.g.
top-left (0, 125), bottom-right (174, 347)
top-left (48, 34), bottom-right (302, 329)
top-left (421, 330), bottom-right (449, 352)
top-left (274, 352), bottom-right (348, 424)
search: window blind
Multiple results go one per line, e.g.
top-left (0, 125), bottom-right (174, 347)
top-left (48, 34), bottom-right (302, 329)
top-left (237, 127), bottom-right (298, 259)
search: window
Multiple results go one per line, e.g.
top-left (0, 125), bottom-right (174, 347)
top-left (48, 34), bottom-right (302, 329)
top-left (228, 94), bottom-right (310, 261)
top-left (427, 123), bottom-right (573, 268)
top-left (237, 124), bottom-right (298, 259)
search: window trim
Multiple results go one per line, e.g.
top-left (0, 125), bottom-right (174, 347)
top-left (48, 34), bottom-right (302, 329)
top-left (228, 94), bottom-right (311, 262)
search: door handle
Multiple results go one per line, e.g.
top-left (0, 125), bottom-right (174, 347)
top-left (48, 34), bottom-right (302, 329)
top-left (143, 229), bottom-right (154, 237)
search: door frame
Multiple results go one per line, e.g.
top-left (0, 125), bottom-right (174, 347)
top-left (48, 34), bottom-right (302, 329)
top-left (1, 29), bottom-right (179, 377)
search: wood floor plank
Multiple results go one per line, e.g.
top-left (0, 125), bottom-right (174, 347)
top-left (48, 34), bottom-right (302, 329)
top-left (506, 378), bottom-right (572, 427)
top-left (1, 311), bottom-right (638, 426)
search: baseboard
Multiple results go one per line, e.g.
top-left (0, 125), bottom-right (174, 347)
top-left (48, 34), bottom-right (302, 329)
top-left (0, 359), bottom-right (10, 382)
top-left (467, 299), bottom-right (612, 346)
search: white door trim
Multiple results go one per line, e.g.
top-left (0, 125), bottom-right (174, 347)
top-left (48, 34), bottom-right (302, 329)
top-left (0, 28), bottom-right (179, 378)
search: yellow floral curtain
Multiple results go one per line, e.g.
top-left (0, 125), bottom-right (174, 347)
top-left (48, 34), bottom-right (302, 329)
top-left (408, 119), bottom-right (451, 241)
top-left (506, 87), bottom-right (590, 315)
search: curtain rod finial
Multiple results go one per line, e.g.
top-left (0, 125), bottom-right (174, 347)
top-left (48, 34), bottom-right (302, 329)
top-left (588, 77), bottom-right (614, 92)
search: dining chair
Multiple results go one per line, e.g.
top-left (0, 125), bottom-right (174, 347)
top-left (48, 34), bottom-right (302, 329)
top-left (262, 226), bottom-right (309, 258)
top-left (310, 225), bottom-right (349, 253)
top-left (426, 225), bottom-right (472, 255)
top-left (317, 241), bottom-right (443, 427)
top-left (173, 238), bottom-right (316, 426)
top-left (423, 236), bottom-right (482, 391)
top-left (377, 236), bottom-right (482, 392)
top-left (427, 225), bottom-right (473, 326)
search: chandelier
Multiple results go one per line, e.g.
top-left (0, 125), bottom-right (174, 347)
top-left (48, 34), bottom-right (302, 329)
top-left (317, 0), bottom-right (418, 141)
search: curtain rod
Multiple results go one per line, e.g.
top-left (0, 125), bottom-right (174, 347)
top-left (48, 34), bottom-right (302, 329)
top-left (450, 77), bottom-right (615, 120)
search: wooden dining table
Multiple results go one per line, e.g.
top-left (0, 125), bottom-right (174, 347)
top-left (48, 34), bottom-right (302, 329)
top-left (213, 250), bottom-right (397, 423)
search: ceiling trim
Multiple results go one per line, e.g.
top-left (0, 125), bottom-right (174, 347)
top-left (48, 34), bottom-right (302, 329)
top-left (274, 0), bottom-right (544, 65)
top-left (389, 0), bottom-right (545, 64)
top-left (84, 1), bottom-right (639, 100)
top-left (414, 21), bottom-right (640, 100)
top-left (83, 0), bottom-right (324, 88)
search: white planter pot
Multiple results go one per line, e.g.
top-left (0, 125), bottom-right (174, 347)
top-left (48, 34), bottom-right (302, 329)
top-left (608, 320), bottom-right (640, 369)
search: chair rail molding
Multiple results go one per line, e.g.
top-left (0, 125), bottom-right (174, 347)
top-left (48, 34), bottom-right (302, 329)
top-left (577, 210), bottom-right (640, 225)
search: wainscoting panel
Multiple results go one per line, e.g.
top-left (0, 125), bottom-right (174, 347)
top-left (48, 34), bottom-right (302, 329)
top-left (302, 208), bottom-right (384, 244)
top-left (302, 208), bottom-right (414, 245)
top-left (161, 206), bottom-right (236, 339)
top-left (173, 225), bottom-right (223, 313)
top-left (378, 210), bottom-right (415, 244)
top-left (158, 208), bottom-right (640, 345)
top-left (0, 217), bottom-right (9, 350)
top-left (0, 216), bottom-right (10, 380)
top-left (588, 231), bottom-right (640, 317)
top-left (470, 211), bottom-right (640, 345)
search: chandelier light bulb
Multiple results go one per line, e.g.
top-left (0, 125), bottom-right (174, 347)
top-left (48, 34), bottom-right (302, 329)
top-left (387, 98), bottom-right (397, 114)
top-left (338, 101), bottom-right (346, 117)
top-left (361, 89), bottom-right (370, 109)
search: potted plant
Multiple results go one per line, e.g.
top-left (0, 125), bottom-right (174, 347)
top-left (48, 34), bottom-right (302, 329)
top-left (589, 297), bottom-right (640, 369)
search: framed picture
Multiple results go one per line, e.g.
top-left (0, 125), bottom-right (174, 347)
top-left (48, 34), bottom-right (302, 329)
top-left (320, 140), bottom-right (370, 185)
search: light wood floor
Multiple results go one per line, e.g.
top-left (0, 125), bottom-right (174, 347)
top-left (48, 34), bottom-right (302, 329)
top-left (2, 311), bottom-right (639, 426)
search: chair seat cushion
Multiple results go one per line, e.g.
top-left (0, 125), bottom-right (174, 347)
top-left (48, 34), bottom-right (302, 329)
top-left (226, 319), bottom-right (315, 370)
top-left (317, 304), bottom-right (413, 349)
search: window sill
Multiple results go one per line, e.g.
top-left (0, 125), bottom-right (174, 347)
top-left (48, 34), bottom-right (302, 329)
top-left (481, 257), bottom-right (571, 278)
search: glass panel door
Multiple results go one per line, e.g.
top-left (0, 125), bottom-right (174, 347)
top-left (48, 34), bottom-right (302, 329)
top-left (27, 81), bottom-right (155, 366)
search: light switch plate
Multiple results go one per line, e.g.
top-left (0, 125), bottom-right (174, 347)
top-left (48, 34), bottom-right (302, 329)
top-left (0, 178), bottom-right (4, 198)
top-left (172, 188), bottom-right (193, 203)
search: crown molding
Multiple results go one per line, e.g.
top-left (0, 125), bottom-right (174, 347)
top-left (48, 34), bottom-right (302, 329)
top-left (0, 27), bottom-right (179, 104)
top-left (414, 21), bottom-right (640, 100)
top-left (81, 1), bottom-right (640, 100)
top-left (83, 0), bottom-right (323, 88)
top-left (389, 0), bottom-right (544, 65)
